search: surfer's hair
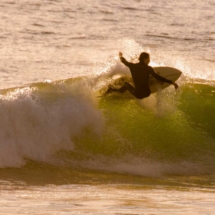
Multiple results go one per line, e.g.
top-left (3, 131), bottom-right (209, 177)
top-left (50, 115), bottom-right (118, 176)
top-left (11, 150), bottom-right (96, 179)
top-left (139, 52), bottom-right (149, 62)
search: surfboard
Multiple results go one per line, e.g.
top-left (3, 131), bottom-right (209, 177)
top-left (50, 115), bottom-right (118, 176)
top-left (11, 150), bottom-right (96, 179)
top-left (150, 66), bottom-right (182, 93)
top-left (99, 66), bottom-right (182, 97)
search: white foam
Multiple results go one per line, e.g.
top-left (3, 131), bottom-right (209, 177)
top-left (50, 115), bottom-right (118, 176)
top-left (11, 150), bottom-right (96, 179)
top-left (0, 82), bottom-right (104, 167)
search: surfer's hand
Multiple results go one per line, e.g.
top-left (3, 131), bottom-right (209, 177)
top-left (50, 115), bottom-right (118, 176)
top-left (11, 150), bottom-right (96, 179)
top-left (119, 52), bottom-right (123, 58)
top-left (172, 82), bottom-right (179, 90)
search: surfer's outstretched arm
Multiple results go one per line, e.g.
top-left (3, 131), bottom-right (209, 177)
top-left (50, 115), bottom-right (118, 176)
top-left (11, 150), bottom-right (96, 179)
top-left (150, 67), bottom-right (178, 90)
top-left (119, 52), bottom-right (132, 67)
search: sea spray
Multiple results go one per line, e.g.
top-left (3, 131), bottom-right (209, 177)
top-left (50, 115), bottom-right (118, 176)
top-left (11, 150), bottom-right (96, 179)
top-left (0, 81), bottom-right (103, 168)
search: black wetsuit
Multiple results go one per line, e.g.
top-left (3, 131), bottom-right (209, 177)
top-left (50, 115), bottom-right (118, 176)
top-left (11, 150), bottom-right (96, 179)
top-left (119, 57), bottom-right (172, 99)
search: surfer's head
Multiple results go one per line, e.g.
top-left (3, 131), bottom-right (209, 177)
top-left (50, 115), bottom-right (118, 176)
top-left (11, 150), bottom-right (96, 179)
top-left (139, 52), bottom-right (150, 65)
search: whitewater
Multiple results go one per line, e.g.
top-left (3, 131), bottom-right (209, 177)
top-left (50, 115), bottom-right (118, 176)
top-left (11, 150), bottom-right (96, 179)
top-left (0, 0), bottom-right (215, 214)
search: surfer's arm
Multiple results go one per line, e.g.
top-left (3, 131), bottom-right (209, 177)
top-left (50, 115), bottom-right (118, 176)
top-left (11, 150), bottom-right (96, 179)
top-left (119, 52), bottom-right (132, 67)
top-left (150, 67), bottom-right (178, 89)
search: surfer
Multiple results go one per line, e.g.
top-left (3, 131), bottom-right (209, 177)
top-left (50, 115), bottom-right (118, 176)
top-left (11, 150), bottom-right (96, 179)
top-left (104, 52), bottom-right (178, 99)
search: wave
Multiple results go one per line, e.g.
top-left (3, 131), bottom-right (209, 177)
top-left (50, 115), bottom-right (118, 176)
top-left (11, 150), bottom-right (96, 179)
top-left (1, 56), bottom-right (215, 178)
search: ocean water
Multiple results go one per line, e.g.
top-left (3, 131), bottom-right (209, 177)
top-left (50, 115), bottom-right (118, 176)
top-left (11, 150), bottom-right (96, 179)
top-left (0, 0), bottom-right (215, 214)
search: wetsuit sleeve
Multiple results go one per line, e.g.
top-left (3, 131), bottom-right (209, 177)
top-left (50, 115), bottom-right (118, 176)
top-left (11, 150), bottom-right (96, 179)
top-left (120, 56), bottom-right (133, 68)
top-left (149, 67), bottom-right (172, 84)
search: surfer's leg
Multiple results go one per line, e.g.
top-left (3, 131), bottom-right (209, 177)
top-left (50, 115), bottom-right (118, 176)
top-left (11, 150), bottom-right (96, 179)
top-left (118, 82), bottom-right (136, 95)
top-left (103, 82), bottom-right (135, 96)
top-left (104, 83), bottom-right (151, 99)
top-left (121, 84), bottom-right (151, 99)
top-left (124, 84), bottom-right (151, 99)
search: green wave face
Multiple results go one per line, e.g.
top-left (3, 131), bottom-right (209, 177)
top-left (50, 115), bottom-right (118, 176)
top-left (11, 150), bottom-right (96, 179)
top-left (1, 78), bottom-right (215, 176)
top-left (69, 80), bottom-right (215, 176)
top-left (78, 84), bottom-right (215, 159)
